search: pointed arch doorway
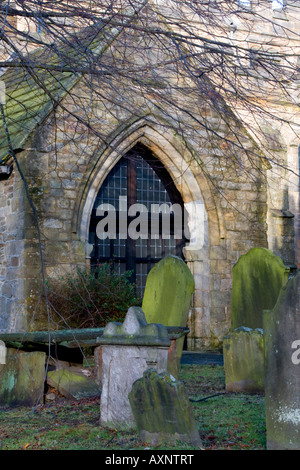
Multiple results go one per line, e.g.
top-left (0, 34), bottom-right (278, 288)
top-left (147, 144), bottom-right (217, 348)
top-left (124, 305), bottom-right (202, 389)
top-left (88, 144), bottom-right (187, 296)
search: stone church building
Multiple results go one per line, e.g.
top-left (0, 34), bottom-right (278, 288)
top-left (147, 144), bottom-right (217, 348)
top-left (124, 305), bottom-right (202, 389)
top-left (0, 0), bottom-right (299, 350)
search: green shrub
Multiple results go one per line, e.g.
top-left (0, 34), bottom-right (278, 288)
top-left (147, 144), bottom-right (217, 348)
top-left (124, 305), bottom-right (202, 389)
top-left (46, 264), bottom-right (141, 329)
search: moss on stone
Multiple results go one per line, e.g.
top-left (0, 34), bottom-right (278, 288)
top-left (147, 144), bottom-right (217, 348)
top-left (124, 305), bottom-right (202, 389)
top-left (99, 306), bottom-right (171, 347)
top-left (129, 368), bottom-right (203, 448)
top-left (231, 247), bottom-right (289, 330)
top-left (0, 348), bottom-right (46, 406)
top-left (223, 327), bottom-right (264, 393)
top-left (142, 256), bottom-right (194, 364)
top-left (47, 367), bottom-right (100, 400)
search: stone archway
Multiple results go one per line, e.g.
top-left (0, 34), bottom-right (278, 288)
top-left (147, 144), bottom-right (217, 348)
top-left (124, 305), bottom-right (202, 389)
top-left (77, 118), bottom-right (225, 349)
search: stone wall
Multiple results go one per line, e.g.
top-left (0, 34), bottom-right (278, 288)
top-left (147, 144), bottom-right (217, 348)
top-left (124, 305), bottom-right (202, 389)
top-left (1, 74), bottom-right (270, 347)
top-left (0, 1), bottom-right (299, 347)
top-left (0, 167), bottom-right (26, 332)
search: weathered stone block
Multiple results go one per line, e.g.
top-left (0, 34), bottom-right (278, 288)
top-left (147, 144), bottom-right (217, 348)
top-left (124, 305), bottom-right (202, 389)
top-left (100, 306), bottom-right (171, 348)
top-left (0, 348), bottom-right (46, 406)
top-left (129, 369), bottom-right (203, 449)
top-left (223, 327), bottom-right (264, 393)
top-left (98, 306), bottom-right (170, 429)
top-left (263, 271), bottom-right (300, 450)
top-left (100, 344), bottom-right (169, 429)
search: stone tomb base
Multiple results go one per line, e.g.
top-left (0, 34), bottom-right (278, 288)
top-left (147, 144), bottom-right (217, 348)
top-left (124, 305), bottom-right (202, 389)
top-left (100, 344), bottom-right (169, 428)
top-left (99, 306), bottom-right (171, 429)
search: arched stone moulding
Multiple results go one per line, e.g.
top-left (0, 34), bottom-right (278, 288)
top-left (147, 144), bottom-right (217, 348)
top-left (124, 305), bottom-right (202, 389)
top-left (76, 117), bottom-right (226, 349)
top-left (77, 117), bottom-right (225, 256)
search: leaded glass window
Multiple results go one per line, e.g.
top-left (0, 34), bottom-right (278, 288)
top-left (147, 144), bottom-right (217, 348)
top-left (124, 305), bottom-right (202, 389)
top-left (89, 144), bottom-right (186, 296)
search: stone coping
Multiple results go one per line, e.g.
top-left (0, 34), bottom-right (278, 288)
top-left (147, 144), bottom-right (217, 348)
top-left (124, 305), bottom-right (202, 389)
top-left (96, 335), bottom-right (171, 347)
top-left (0, 326), bottom-right (189, 349)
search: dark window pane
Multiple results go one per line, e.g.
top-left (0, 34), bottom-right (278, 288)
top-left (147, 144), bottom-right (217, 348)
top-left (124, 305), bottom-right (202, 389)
top-left (89, 145), bottom-right (185, 294)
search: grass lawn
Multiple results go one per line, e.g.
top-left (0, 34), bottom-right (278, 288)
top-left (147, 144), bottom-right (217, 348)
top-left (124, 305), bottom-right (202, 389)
top-left (0, 363), bottom-right (266, 451)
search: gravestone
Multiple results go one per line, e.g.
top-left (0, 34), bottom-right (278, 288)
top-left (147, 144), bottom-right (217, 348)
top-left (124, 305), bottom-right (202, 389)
top-left (263, 270), bottom-right (300, 450)
top-left (0, 348), bottom-right (46, 406)
top-left (224, 248), bottom-right (289, 394)
top-left (0, 340), bottom-right (6, 364)
top-left (129, 368), bottom-right (203, 449)
top-left (223, 327), bottom-right (264, 393)
top-left (98, 306), bottom-right (171, 429)
top-left (231, 247), bottom-right (289, 330)
top-left (142, 255), bottom-right (195, 369)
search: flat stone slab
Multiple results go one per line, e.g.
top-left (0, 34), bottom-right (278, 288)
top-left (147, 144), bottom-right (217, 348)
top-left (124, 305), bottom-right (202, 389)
top-left (47, 367), bottom-right (100, 400)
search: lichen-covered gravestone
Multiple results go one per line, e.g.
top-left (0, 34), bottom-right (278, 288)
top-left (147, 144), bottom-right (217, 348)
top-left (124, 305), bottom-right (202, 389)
top-left (223, 327), bottom-right (264, 393)
top-left (231, 247), bottom-right (289, 330)
top-left (224, 248), bottom-right (289, 394)
top-left (263, 270), bottom-right (300, 450)
top-left (142, 255), bottom-right (195, 369)
top-left (98, 306), bottom-right (171, 429)
top-left (0, 348), bottom-right (46, 406)
top-left (129, 369), bottom-right (203, 449)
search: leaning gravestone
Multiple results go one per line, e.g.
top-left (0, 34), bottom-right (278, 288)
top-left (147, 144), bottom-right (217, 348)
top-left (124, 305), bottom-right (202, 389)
top-left (129, 368), bottom-right (203, 449)
top-left (231, 247), bottom-right (290, 330)
top-left (263, 270), bottom-right (300, 450)
top-left (142, 255), bottom-right (195, 370)
top-left (98, 306), bottom-right (171, 429)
